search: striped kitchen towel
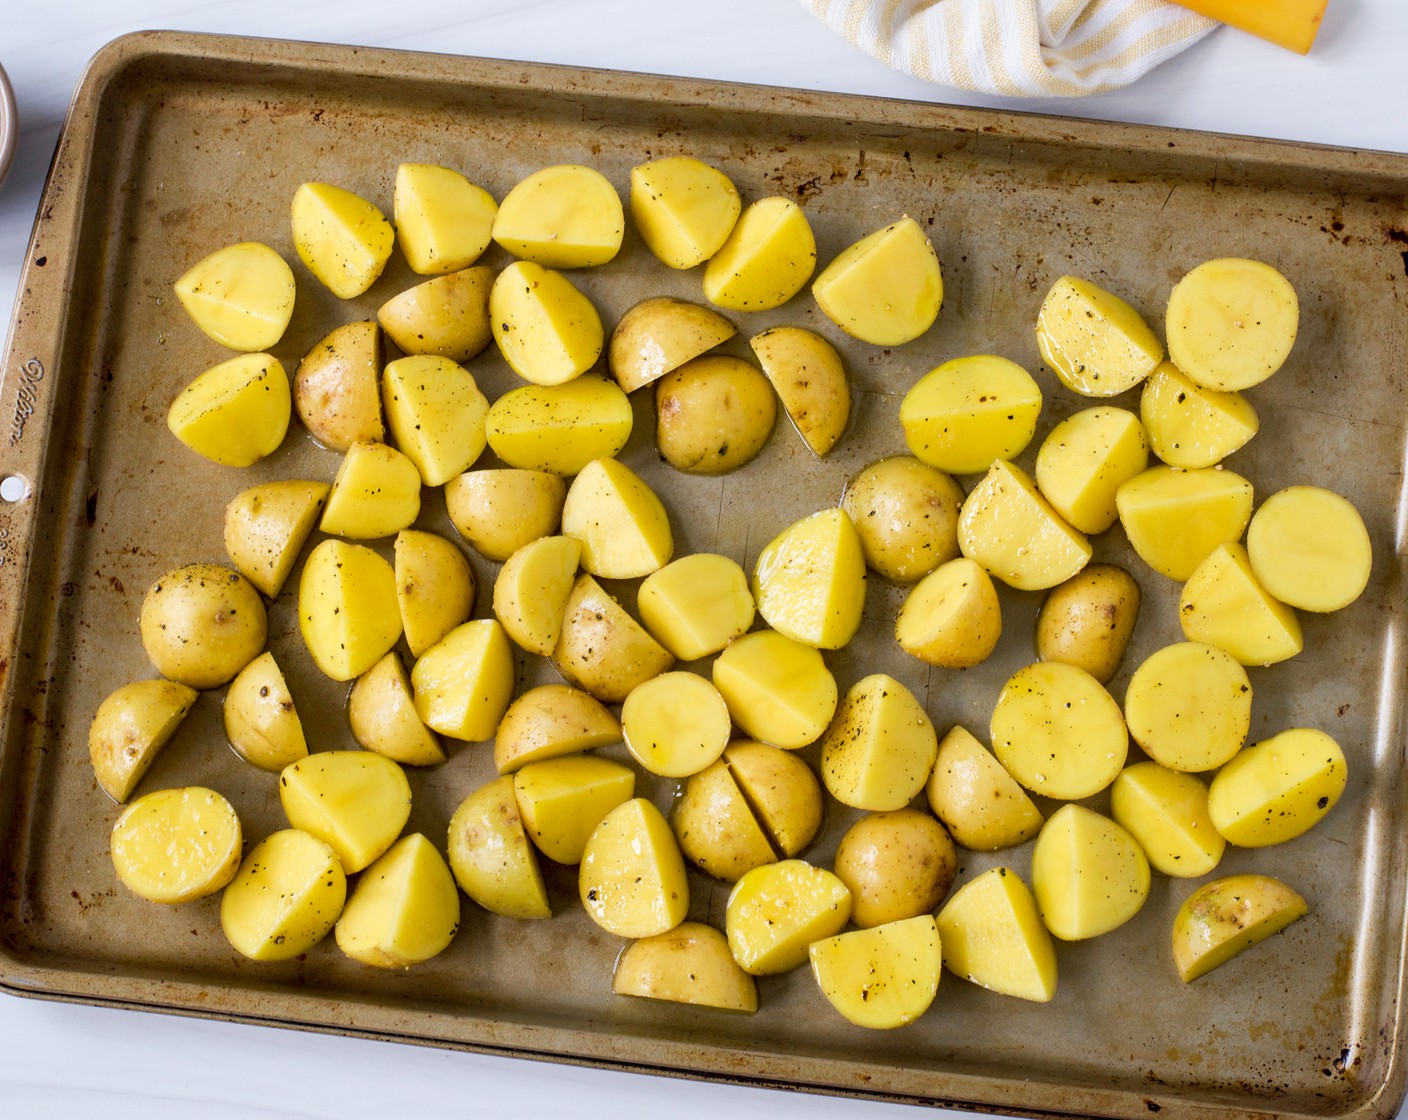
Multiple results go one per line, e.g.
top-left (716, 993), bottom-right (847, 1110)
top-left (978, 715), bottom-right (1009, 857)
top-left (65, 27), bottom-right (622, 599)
top-left (799, 0), bottom-right (1218, 97)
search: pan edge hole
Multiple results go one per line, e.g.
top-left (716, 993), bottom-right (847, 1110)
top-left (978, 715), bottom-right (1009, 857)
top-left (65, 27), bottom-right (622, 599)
top-left (1, 474), bottom-right (29, 503)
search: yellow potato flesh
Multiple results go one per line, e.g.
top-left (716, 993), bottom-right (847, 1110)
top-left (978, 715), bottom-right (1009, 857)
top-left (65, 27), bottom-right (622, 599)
top-left (895, 556), bottom-right (1002, 669)
top-left (167, 352), bottom-right (290, 468)
top-left (561, 457), bottom-right (673, 579)
top-left (492, 163), bottom-right (624, 269)
top-left (110, 786), bottom-right (242, 904)
top-left (809, 917), bottom-right (941, 1030)
top-left (377, 267), bottom-right (494, 363)
top-left (394, 529), bottom-right (476, 659)
top-left (723, 741), bottom-right (823, 858)
top-left (492, 535), bottom-right (583, 657)
top-left (444, 468), bottom-right (567, 563)
top-left (1165, 257), bottom-right (1298, 392)
top-left (293, 320), bottom-right (385, 453)
top-left (752, 507), bottom-right (866, 649)
top-left (725, 858), bottom-right (851, 975)
top-left (447, 775), bottom-right (551, 920)
top-left (621, 671), bottom-right (731, 778)
top-left (1035, 274), bottom-right (1163, 397)
top-left (1139, 360), bottom-right (1259, 469)
top-left (702, 196), bottom-right (816, 312)
top-left (223, 650), bottom-right (308, 773)
top-left (1207, 727), bottom-right (1347, 847)
top-left (1115, 465), bottom-right (1254, 582)
top-left (1172, 873), bottom-right (1307, 982)
top-left (485, 376), bottom-right (633, 476)
top-left (490, 261), bottom-right (604, 385)
top-left (347, 652), bottom-right (446, 767)
top-left (382, 355), bottom-right (489, 487)
top-left (224, 478), bottom-right (329, 600)
top-left (935, 866), bottom-right (1056, 1002)
top-left (1033, 406), bottom-right (1148, 535)
top-left (290, 181), bottom-right (394, 299)
top-left (900, 355), bottom-right (1043, 476)
top-left (411, 619), bottom-right (516, 743)
top-left (298, 539), bottom-right (402, 682)
top-left (335, 833), bottom-right (460, 968)
top-left (673, 757), bottom-right (779, 882)
top-left (990, 661), bottom-right (1127, 801)
top-left (393, 162), bottom-right (497, 274)
top-left (1111, 762), bottom-right (1224, 879)
top-left (614, 921), bottom-right (757, 1013)
top-left (493, 683), bottom-right (621, 774)
top-left (1031, 804), bottom-right (1150, 941)
top-left (749, 326), bottom-right (851, 458)
top-left (220, 829), bottom-right (347, 961)
top-left (174, 241), bottom-right (295, 351)
top-left (579, 798), bottom-right (689, 938)
top-left (1123, 641), bottom-right (1251, 772)
top-left (139, 563), bottom-right (268, 691)
top-left (637, 552), bottom-right (755, 662)
top-left (819, 674), bottom-right (938, 812)
top-left (552, 574), bottom-right (675, 704)
top-left (926, 725), bottom-right (1043, 852)
top-left (279, 750), bottom-right (411, 873)
top-left (608, 296), bottom-right (736, 393)
top-left (513, 755), bottom-right (636, 865)
top-left (812, 216), bottom-right (942, 346)
top-left (630, 157), bottom-right (741, 270)
top-left (319, 441), bottom-right (422, 540)
top-left (1246, 485), bottom-right (1372, 613)
top-left (1179, 543), bottom-right (1303, 667)
top-left (958, 459), bottom-right (1091, 592)
top-left (711, 629), bottom-right (837, 750)
top-left (88, 678), bottom-right (197, 803)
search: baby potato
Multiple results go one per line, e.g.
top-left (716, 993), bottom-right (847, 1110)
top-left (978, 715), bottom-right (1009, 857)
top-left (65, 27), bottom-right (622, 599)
top-left (726, 859), bottom-right (851, 975)
top-left (319, 441), bottom-right (422, 541)
top-left (630, 156), bottom-right (741, 270)
top-left (221, 829), bottom-right (347, 961)
top-left (655, 355), bottom-right (776, 476)
top-left (820, 674), bottom-right (938, 812)
top-left (1111, 762), bottom-right (1224, 879)
top-left (811, 215), bottom-right (942, 346)
top-left (377, 267), bottom-right (494, 363)
top-left (1207, 727), bottom-right (1346, 847)
top-left (1179, 543), bottom-right (1303, 667)
top-left (753, 507), bottom-right (866, 650)
top-left (608, 297), bottom-right (736, 393)
top-left (1034, 275), bottom-right (1163, 397)
top-left (1246, 485), bottom-right (1372, 613)
top-left (926, 725), bottom-right (1043, 852)
top-left (293, 320), bottom-right (385, 453)
top-left (673, 755), bottom-right (780, 882)
top-left (394, 529), bottom-right (476, 659)
top-left (1140, 360), bottom-right (1258, 469)
top-left (638, 553), bottom-right (754, 661)
top-left (809, 916), bottom-right (942, 1030)
top-left (840, 456), bottom-right (964, 584)
top-left (447, 775), bottom-right (551, 920)
top-left (140, 563), bottom-right (267, 690)
top-left (1116, 465), bottom-right (1254, 582)
top-left (702, 196), bottom-right (816, 312)
top-left (900, 355), bottom-right (1042, 476)
top-left (1033, 406), bottom-right (1148, 535)
top-left (513, 755), bottom-right (636, 865)
top-left (88, 678), bottom-right (198, 803)
top-left (299, 539), bottom-right (402, 682)
top-left (724, 741), bottom-right (824, 858)
top-left (173, 241), bottom-right (296, 352)
top-left (291, 181), bottom-right (394, 299)
top-left (280, 750), bottom-right (412, 873)
top-left (393, 162), bottom-right (497, 275)
top-left (486, 376), bottom-right (633, 477)
top-left (622, 671), bottom-right (731, 779)
top-left (711, 630), bottom-right (837, 750)
top-left (579, 798), bottom-right (690, 938)
top-left (1034, 563), bottom-right (1141, 685)
top-left (167, 352), bottom-right (291, 468)
top-left (444, 468), bottom-right (567, 562)
top-left (493, 683), bottom-right (621, 774)
top-left (493, 535), bottom-right (583, 658)
top-left (224, 479), bottom-right (330, 600)
top-left (562, 457), bottom-right (674, 580)
top-left (935, 866), bottom-right (1057, 1003)
top-left (748, 325), bottom-right (851, 458)
top-left (490, 261), bottom-right (605, 385)
top-left (1031, 804), bottom-right (1150, 941)
top-left (1123, 641), bottom-right (1251, 772)
top-left (412, 619), bottom-right (516, 744)
top-left (492, 163), bottom-right (624, 269)
top-left (335, 833), bottom-right (460, 968)
top-left (833, 809), bottom-right (957, 929)
top-left (110, 786), bottom-right (242, 904)
top-left (614, 921), bottom-right (757, 1013)
top-left (223, 650), bottom-right (308, 773)
top-left (958, 460), bottom-right (1091, 592)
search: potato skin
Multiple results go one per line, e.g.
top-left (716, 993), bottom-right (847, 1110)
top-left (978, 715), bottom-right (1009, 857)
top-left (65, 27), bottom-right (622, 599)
top-left (833, 808), bottom-right (956, 928)
top-left (655, 355), bottom-right (776, 475)
top-left (841, 456), bottom-right (963, 584)
top-left (139, 564), bottom-right (268, 690)
top-left (1034, 563), bottom-right (1140, 685)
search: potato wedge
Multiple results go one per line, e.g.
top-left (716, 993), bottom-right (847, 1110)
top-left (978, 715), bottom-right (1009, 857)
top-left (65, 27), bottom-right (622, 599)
top-left (335, 833), bottom-right (460, 968)
top-left (579, 798), bottom-right (690, 938)
top-left (926, 725), bottom-right (1043, 852)
top-left (1207, 727), bottom-right (1346, 847)
top-left (88, 679), bottom-right (198, 804)
top-left (752, 507), bottom-right (866, 649)
top-left (901, 355), bottom-right (1042, 476)
top-left (291, 181), bottom-right (394, 299)
top-left (726, 859), bottom-right (851, 975)
top-left (493, 535), bottom-right (582, 657)
top-left (711, 629), bottom-right (837, 750)
top-left (347, 651), bottom-right (446, 767)
top-left (493, 683), bottom-right (621, 774)
top-left (702, 196), bottom-right (815, 311)
top-left (749, 325), bottom-right (851, 458)
top-left (224, 479), bottom-right (329, 600)
top-left (490, 261), bottom-right (604, 385)
top-left (167, 352), bottom-right (290, 468)
top-left (561, 457), bottom-right (673, 580)
top-left (174, 241), bottom-right (295, 352)
top-left (394, 529), bottom-right (476, 659)
top-left (394, 162), bottom-right (497, 274)
top-left (411, 619), bottom-right (516, 743)
top-left (223, 651), bottom-right (308, 773)
top-left (630, 157), bottom-right (741, 270)
top-left (812, 215), bottom-right (942, 346)
top-left (377, 267), bottom-right (494, 363)
top-left (1031, 804), bottom-right (1150, 941)
top-left (1035, 274), bottom-right (1162, 397)
top-left (1171, 874), bottom-right (1307, 982)
top-left (1033, 406), bottom-right (1148, 535)
top-left (895, 556), bottom-right (1002, 669)
top-left (673, 757), bottom-right (780, 883)
top-left (614, 922), bottom-right (757, 1013)
top-left (447, 775), bottom-right (551, 920)
top-left (382, 354), bottom-right (490, 486)
top-left (279, 750), bottom-right (412, 873)
top-left (1116, 465), bottom-right (1254, 582)
top-left (820, 674), bottom-right (938, 812)
top-left (1178, 543), bottom-right (1303, 667)
top-left (809, 916), bottom-right (942, 1029)
top-left (513, 755), bottom-right (636, 865)
top-left (958, 460), bottom-right (1091, 592)
top-left (552, 574), bottom-right (675, 703)
top-left (299, 539), bottom-right (402, 682)
top-left (1111, 762), bottom-right (1224, 879)
top-left (935, 866), bottom-right (1056, 1002)
top-left (319, 441), bottom-right (422, 540)
top-left (485, 376), bottom-right (632, 476)
top-left (293, 320), bottom-right (385, 453)
top-left (608, 297), bottom-right (735, 393)
top-left (1140, 360), bottom-right (1258, 469)
top-left (220, 829), bottom-right (347, 960)
top-left (445, 468), bottom-right (567, 562)
top-left (637, 553), bottom-right (754, 661)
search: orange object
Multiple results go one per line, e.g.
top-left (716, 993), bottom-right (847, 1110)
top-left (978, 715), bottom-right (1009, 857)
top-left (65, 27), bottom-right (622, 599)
top-left (1171, 0), bottom-right (1329, 54)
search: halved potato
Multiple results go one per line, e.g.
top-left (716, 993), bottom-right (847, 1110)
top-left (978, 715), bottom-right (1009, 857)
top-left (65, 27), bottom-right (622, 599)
top-left (752, 507), bottom-right (866, 649)
top-left (411, 619), bottom-right (516, 744)
top-left (621, 671), bottom-right (731, 778)
top-left (377, 267), bottom-right (494, 363)
top-left (630, 157), bottom-right (741, 270)
top-left (174, 241), bottom-right (295, 351)
top-left (1246, 485), bottom-right (1372, 613)
top-left (319, 441), bottom-right (422, 540)
top-left (394, 529), bottom-right (476, 659)
top-left (110, 786), bottom-right (242, 904)
top-left (614, 922), bottom-right (757, 1012)
top-left (1035, 274), bottom-right (1162, 397)
top-left (293, 320), bottom-right (384, 453)
top-left (1165, 258), bottom-right (1298, 392)
top-left (299, 539), bottom-right (402, 682)
top-left (1172, 874), bottom-right (1307, 982)
top-left (492, 164), bottom-right (624, 268)
top-left (579, 798), bottom-right (690, 938)
top-left (655, 355), bottom-right (776, 476)
top-left (224, 479), bottom-right (329, 599)
top-left (140, 564), bottom-right (267, 690)
top-left (485, 376), bottom-right (632, 476)
top-left (839, 456), bottom-right (963, 584)
top-left (167, 353), bottom-right (290, 468)
top-left (561, 457), bottom-right (673, 579)
top-left (393, 162), bottom-right (497, 274)
top-left (444, 468), bottom-right (567, 562)
top-left (493, 683), bottom-right (621, 774)
top-left (608, 297), bottom-right (735, 393)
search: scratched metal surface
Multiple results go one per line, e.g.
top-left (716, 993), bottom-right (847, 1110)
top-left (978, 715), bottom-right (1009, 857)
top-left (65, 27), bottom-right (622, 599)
top-left (1, 30), bottom-right (1407, 1119)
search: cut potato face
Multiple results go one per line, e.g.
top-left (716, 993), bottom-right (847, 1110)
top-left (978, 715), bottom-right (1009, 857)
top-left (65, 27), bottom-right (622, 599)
top-left (394, 529), bottom-right (476, 659)
top-left (1111, 762), bottom-right (1224, 879)
top-left (223, 651), bottom-right (308, 773)
top-left (820, 674), bottom-right (938, 812)
top-left (749, 326), bottom-right (851, 458)
top-left (752, 507), bottom-right (866, 649)
top-left (900, 355), bottom-right (1043, 476)
top-left (393, 162), bottom-right (497, 274)
top-left (1123, 641), bottom-right (1251, 772)
top-left (444, 468), bottom-right (567, 562)
top-left (335, 833), bottom-right (460, 968)
top-left (1034, 274), bottom-right (1163, 397)
top-left (298, 539), bottom-right (402, 682)
top-left (167, 352), bottom-right (290, 468)
top-left (1207, 727), bottom-right (1347, 847)
top-left (608, 296), bottom-right (736, 393)
top-left (492, 163), bottom-right (624, 269)
top-left (579, 797), bottom-right (690, 938)
top-left (319, 441), bottom-right (422, 540)
top-left (447, 775), bottom-right (551, 920)
top-left (990, 661), bottom-right (1127, 801)
top-left (88, 678), bottom-right (198, 804)
top-left (490, 261), bottom-right (604, 385)
top-left (110, 786), bottom-right (242, 904)
top-left (377, 267), bottom-right (495, 363)
top-left (347, 652), bottom-right (446, 767)
top-left (895, 556), bottom-right (1002, 670)
top-left (621, 671), bottom-right (731, 778)
top-left (958, 459), bottom-right (1091, 592)
top-left (655, 355), bottom-right (776, 476)
top-left (291, 181), bottom-right (394, 299)
top-left (140, 563), bottom-right (268, 690)
top-left (174, 241), bottom-right (295, 352)
top-left (561, 457), bottom-right (674, 580)
top-left (220, 829), bottom-right (347, 961)
top-left (1171, 873), bottom-right (1307, 982)
top-left (224, 479), bottom-right (329, 600)
top-left (552, 573), bottom-right (675, 704)
top-left (1031, 804), bottom-right (1150, 941)
top-left (926, 725), bottom-right (1043, 852)
top-left (630, 156), bottom-right (741, 270)
top-left (493, 535), bottom-right (583, 657)
top-left (637, 552), bottom-right (754, 661)
top-left (702, 196), bottom-right (816, 312)
top-left (1246, 485), bottom-right (1372, 613)
top-left (840, 456), bottom-right (963, 585)
top-left (726, 859), bottom-right (851, 975)
top-left (382, 355), bottom-right (490, 487)
top-left (1178, 543), bottom-right (1303, 667)
top-left (279, 750), bottom-right (412, 873)
top-left (1116, 465), bottom-right (1255, 582)
top-left (293, 320), bottom-right (385, 453)
top-left (513, 755), bottom-right (636, 865)
top-left (711, 629), bottom-right (837, 750)
top-left (833, 809), bottom-right (956, 929)
top-left (935, 866), bottom-right (1056, 1002)
top-left (1140, 360), bottom-right (1258, 469)
top-left (1033, 563), bottom-right (1141, 686)
top-left (1165, 257), bottom-right (1298, 392)
top-left (493, 684), bottom-right (622, 774)
top-left (614, 921), bottom-right (757, 1013)
top-left (810, 915), bottom-right (942, 1029)
top-left (411, 619), bottom-right (516, 743)
top-left (1033, 406), bottom-right (1148, 535)
top-left (486, 376), bottom-right (633, 476)
top-left (812, 215), bottom-right (942, 346)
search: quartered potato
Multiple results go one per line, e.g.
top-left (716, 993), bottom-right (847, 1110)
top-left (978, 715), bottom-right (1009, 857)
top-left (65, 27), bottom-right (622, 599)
top-left (493, 683), bottom-right (621, 774)
top-left (140, 563), bottom-right (267, 690)
top-left (173, 241), bottom-right (296, 352)
top-left (492, 163), bottom-right (624, 269)
top-left (711, 629), bottom-right (837, 750)
top-left (752, 507), bottom-right (866, 649)
top-left (1116, 465), bottom-right (1254, 582)
top-left (895, 556), bottom-right (1002, 670)
top-left (293, 320), bottom-right (385, 452)
top-left (411, 619), bottom-right (516, 743)
top-left (935, 866), bottom-right (1056, 1002)
top-left (319, 441), bottom-right (422, 540)
top-left (725, 859), bottom-right (851, 975)
top-left (900, 355), bottom-right (1043, 476)
top-left (444, 468), bottom-right (567, 562)
top-left (493, 535), bottom-right (583, 657)
top-left (833, 809), bottom-right (956, 929)
top-left (1140, 360), bottom-right (1259, 469)
top-left (513, 755), bottom-right (636, 865)
top-left (552, 573), bottom-right (675, 703)
top-left (749, 326), bottom-right (851, 458)
top-left (926, 725), bottom-right (1043, 852)
top-left (1165, 257), bottom-right (1298, 392)
top-left (1034, 274), bottom-right (1163, 397)
top-left (1033, 563), bottom-right (1141, 685)
top-left (490, 261), bottom-right (605, 385)
top-left (561, 457), bottom-right (673, 580)
top-left (621, 671), bottom-right (731, 778)
top-left (608, 296), bottom-right (735, 393)
top-left (702, 196), bottom-right (816, 312)
top-left (630, 156), bottom-right (741, 270)
top-left (1031, 804), bottom-right (1150, 941)
top-left (223, 651), bottom-right (308, 773)
top-left (382, 355), bottom-right (490, 487)
top-left (377, 267), bottom-right (495, 363)
top-left (812, 215), bottom-right (942, 346)
top-left (221, 829), bottom-right (347, 961)
top-left (290, 181), bottom-right (394, 299)
top-left (447, 775), bottom-right (551, 920)
top-left (485, 376), bottom-right (633, 476)
top-left (637, 552), bottom-right (754, 661)
top-left (840, 456), bottom-right (963, 584)
top-left (279, 750), bottom-right (412, 873)
top-left (335, 833), bottom-right (460, 968)
top-left (167, 352), bottom-right (291, 468)
top-left (299, 539), bottom-right (402, 682)
top-left (347, 652), bottom-right (446, 767)
top-left (614, 922), bottom-right (757, 1013)
top-left (89, 678), bottom-right (198, 803)
top-left (224, 479), bottom-right (329, 600)
top-left (579, 798), bottom-right (690, 938)
top-left (820, 674), bottom-right (938, 812)
top-left (110, 786), bottom-right (242, 904)
top-left (655, 355), bottom-right (776, 475)
top-left (1033, 406), bottom-right (1148, 535)
top-left (1246, 485), bottom-right (1372, 613)
top-left (394, 529), bottom-right (476, 659)
top-left (673, 757), bottom-right (781, 883)
top-left (1171, 874), bottom-right (1308, 982)
top-left (1179, 543), bottom-right (1303, 667)
top-left (393, 162), bottom-right (497, 274)
top-left (809, 916), bottom-right (942, 1030)
top-left (958, 459), bottom-right (1091, 592)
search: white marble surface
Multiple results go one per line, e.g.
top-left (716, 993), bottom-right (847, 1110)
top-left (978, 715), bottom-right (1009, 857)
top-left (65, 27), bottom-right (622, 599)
top-left (0, 2), bottom-right (1405, 1118)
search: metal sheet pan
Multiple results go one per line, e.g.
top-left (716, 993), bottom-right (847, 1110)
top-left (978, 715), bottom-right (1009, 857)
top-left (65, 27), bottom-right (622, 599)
top-left (2, 30), bottom-right (1407, 1119)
